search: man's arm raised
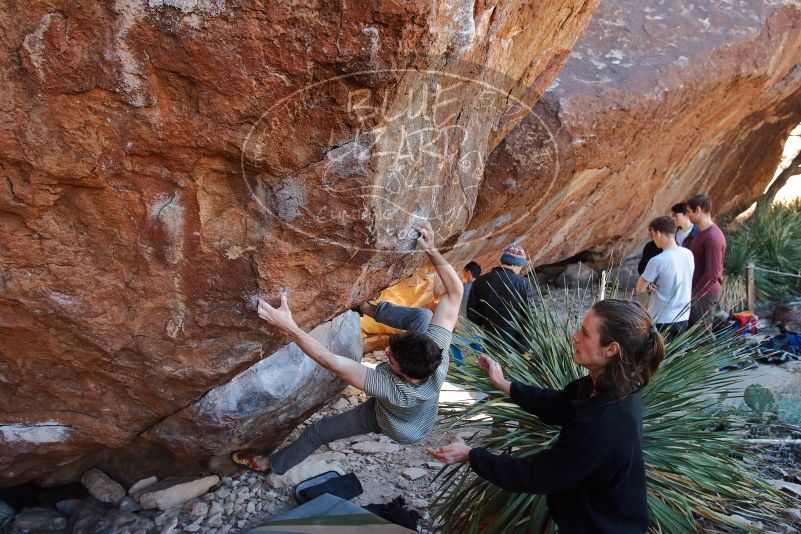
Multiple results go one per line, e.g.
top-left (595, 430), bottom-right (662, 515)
top-left (257, 294), bottom-right (368, 390)
top-left (415, 220), bottom-right (463, 332)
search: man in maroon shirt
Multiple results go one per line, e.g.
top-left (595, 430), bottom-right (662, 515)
top-left (686, 194), bottom-right (727, 328)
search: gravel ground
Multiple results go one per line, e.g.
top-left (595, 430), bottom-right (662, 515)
top-left (158, 375), bottom-right (482, 534)
top-left (0, 366), bottom-right (481, 534)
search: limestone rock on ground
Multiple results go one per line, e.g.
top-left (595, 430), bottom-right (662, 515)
top-left (0, 0), bottom-right (598, 487)
top-left (117, 497), bottom-right (141, 513)
top-left (0, 498), bottom-right (15, 521)
top-left (350, 441), bottom-right (402, 455)
top-left (53, 499), bottom-right (81, 516)
top-left (189, 500), bottom-right (208, 518)
top-left (80, 468), bottom-right (126, 506)
top-left (153, 507), bottom-right (180, 533)
top-left (71, 508), bottom-right (154, 534)
top-left (401, 467), bottom-right (428, 481)
top-left (266, 457), bottom-right (345, 489)
top-left (63, 499), bottom-right (112, 533)
top-left (11, 506), bottom-right (66, 533)
top-left (128, 476), bottom-right (158, 495)
top-left (330, 398), bottom-right (351, 411)
top-left (409, 498), bottom-right (429, 509)
top-left (137, 475), bottom-right (219, 511)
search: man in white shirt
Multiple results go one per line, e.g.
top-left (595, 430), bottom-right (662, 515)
top-left (636, 216), bottom-right (695, 341)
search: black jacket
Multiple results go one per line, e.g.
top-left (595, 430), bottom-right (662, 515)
top-left (469, 377), bottom-right (649, 533)
top-left (466, 267), bottom-right (534, 349)
top-left (637, 241), bottom-right (661, 275)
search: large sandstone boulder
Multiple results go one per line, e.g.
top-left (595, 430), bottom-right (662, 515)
top-left (0, 1), bottom-right (599, 485)
top-left (454, 0), bottom-right (801, 268)
top-left (143, 311), bottom-right (362, 456)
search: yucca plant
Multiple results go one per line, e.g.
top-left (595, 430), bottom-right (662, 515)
top-left (434, 284), bottom-right (798, 533)
top-left (719, 275), bottom-right (746, 314)
top-left (725, 200), bottom-right (801, 300)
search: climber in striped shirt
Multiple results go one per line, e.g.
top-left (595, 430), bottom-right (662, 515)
top-left (232, 219), bottom-right (462, 475)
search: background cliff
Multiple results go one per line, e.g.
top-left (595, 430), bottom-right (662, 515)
top-left (455, 0), bottom-right (801, 269)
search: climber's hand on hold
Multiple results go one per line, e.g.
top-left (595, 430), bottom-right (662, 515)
top-left (258, 290), bottom-right (369, 390)
top-left (257, 291), bottom-right (297, 333)
top-left (415, 220), bottom-right (437, 252)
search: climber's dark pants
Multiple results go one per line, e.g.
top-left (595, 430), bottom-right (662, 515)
top-left (271, 398), bottom-right (382, 475)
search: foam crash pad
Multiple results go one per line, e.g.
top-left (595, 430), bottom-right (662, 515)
top-left (248, 493), bottom-right (415, 533)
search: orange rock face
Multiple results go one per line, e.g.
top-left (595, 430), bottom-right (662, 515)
top-left (455, 0), bottom-right (801, 269)
top-left (0, 1), bottom-right (598, 485)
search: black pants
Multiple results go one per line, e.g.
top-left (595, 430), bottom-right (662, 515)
top-left (658, 321), bottom-right (688, 343)
top-left (689, 293), bottom-right (720, 330)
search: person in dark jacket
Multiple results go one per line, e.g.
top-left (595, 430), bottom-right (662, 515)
top-left (460, 261), bottom-right (482, 314)
top-left (427, 299), bottom-right (665, 534)
top-left (637, 240), bottom-right (661, 275)
top-left (466, 244), bottom-right (534, 350)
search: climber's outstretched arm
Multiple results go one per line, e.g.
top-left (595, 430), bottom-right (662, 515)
top-left (257, 295), bottom-right (367, 389)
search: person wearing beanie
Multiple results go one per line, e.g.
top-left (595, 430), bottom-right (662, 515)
top-left (466, 243), bottom-right (535, 351)
top-left (500, 244), bottom-right (527, 267)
